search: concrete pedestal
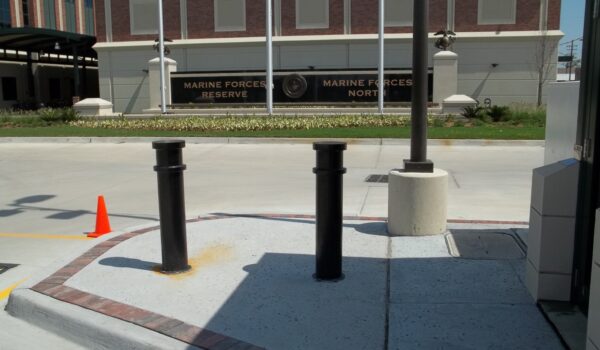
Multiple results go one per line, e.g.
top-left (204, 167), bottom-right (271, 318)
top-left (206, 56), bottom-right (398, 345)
top-left (388, 169), bottom-right (448, 236)
top-left (526, 158), bottom-right (579, 302)
top-left (442, 94), bottom-right (478, 114)
top-left (73, 98), bottom-right (117, 117)
top-left (145, 57), bottom-right (177, 113)
top-left (433, 51), bottom-right (458, 104)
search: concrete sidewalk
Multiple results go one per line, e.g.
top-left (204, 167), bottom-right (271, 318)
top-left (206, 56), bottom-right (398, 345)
top-left (7, 214), bottom-right (564, 349)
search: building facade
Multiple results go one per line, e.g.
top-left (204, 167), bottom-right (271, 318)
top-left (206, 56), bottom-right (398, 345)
top-left (0, 0), bottom-right (98, 109)
top-left (93, 0), bottom-right (562, 114)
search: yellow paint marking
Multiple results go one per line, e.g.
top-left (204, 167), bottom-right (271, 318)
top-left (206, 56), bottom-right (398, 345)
top-left (153, 244), bottom-right (233, 280)
top-left (0, 233), bottom-right (92, 241)
top-left (0, 278), bottom-right (28, 301)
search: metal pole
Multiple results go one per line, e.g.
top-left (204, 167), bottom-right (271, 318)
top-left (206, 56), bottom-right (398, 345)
top-left (313, 141), bottom-right (346, 281)
top-left (378, 0), bottom-right (385, 114)
top-left (26, 51), bottom-right (34, 99)
top-left (73, 46), bottom-right (80, 100)
top-left (266, 0), bottom-right (273, 115)
top-left (404, 0), bottom-right (433, 173)
top-left (158, 0), bottom-right (167, 114)
top-left (153, 140), bottom-right (190, 273)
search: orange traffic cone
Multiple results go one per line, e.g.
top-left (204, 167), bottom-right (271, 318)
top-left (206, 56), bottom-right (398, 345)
top-left (88, 195), bottom-right (112, 238)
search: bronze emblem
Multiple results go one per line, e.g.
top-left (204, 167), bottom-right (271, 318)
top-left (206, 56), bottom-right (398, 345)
top-left (282, 74), bottom-right (308, 98)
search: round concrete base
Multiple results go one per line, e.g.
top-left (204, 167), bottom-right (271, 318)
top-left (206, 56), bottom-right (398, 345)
top-left (388, 168), bottom-right (448, 236)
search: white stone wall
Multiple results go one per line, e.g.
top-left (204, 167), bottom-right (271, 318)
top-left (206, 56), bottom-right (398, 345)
top-left (544, 82), bottom-right (580, 165)
top-left (94, 33), bottom-right (560, 114)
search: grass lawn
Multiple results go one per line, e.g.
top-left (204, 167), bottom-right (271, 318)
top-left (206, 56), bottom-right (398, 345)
top-left (0, 125), bottom-right (545, 139)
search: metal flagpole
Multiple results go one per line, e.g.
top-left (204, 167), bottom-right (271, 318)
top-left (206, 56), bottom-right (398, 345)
top-left (378, 0), bottom-right (385, 114)
top-left (404, 0), bottom-right (433, 172)
top-left (158, 0), bottom-right (167, 114)
top-left (266, 0), bottom-right (273, 115)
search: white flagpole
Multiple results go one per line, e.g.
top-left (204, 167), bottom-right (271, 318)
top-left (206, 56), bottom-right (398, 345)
top-left (378, 0), bottom-right (385, 114)
top-left (266, 0), bottom-right (273, 115)
top-left (158, 0), bottom-right (167, 114)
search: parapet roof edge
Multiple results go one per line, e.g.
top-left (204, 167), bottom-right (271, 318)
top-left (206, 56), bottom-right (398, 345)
top-left (93, 30), bottom-right (563, 50)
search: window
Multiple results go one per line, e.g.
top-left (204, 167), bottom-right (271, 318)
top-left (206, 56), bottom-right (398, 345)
top-left (385, 0), bottom-right (413, 27)
top-left (2, 77), bottom-right (17, 101)
top-left (22, 0), bottom-right (30, 26)
top-left (478, 0), bottom-right (516, 25)
top-left (214, 0), bottom-right (245, 32)
top-left (296, 0), bottom-right (328, 29)
top-left (0, 0), bottom-right (11, 28)
top-left (130, 0), bottom-right (158, 35)
top-left (49, 78), bottom-right (61, 100)
top-left (85, 0), bottom-right (94, 35)
top-left (44, 0), bottom-right (56, 29)
top-left (65, 0), bottom-right (76, 32)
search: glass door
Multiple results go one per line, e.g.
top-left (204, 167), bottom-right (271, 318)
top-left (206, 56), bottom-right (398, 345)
top-left (573, 0), bottom-right (600, 314)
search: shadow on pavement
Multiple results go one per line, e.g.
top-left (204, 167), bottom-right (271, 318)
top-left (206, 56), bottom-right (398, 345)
top-left (98, 257), bottom-right (158, 271)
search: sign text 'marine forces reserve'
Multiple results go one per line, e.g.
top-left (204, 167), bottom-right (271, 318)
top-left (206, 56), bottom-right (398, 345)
top-left (170, 70), bottom-right (432, 104)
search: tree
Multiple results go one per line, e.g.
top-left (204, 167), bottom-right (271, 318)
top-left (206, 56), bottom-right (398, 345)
top-left (534, 29), bottom-right (560, 107)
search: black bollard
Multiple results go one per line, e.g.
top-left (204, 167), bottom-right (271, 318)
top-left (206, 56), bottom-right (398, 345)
top-left (313, 141), bottom-right (347, 281)
top-left (153, 140), bottom-right (190, 273)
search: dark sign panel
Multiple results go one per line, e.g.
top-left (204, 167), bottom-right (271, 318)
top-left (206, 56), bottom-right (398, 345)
top-left (171, 70), bottom-right (433, 104)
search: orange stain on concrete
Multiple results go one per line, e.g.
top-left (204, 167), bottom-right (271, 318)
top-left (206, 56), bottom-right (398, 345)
top-left (153, 244), bottom-right (233, 280)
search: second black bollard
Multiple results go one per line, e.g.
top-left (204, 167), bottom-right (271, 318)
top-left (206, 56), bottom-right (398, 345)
top-left (153, 140), bottom-right (190, 273)
top-left (313, 141), bottom-right (347, 281)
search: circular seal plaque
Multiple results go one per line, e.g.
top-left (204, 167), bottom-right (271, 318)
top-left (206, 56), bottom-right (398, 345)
top-left (282, 74), bottom-right (308, 99)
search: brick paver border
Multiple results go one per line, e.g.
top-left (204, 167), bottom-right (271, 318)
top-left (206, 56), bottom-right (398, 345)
top-left (29, 214), bottom-right (527, 349)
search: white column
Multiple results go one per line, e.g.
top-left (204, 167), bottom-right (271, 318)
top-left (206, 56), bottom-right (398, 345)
top-left (148, 58), bottom-right (177, 113)
top-left (433, 50), bottom-right (458, 104)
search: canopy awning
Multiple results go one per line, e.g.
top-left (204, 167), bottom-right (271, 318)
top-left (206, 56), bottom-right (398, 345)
top-left (0, 27), bottom-right (96, 58)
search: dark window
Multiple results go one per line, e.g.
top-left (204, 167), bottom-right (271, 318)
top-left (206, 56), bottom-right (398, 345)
top-left (85, 0), bottom-right (94, 35)
top-left (49, 78), bottom-right (61, 100)
top-left (22, 0), bottom-right (29, 26)
top-left (65, 0), bottom-right (76, 32)
top-left (0, 0), bottom-right (11, 28)
top-left (2, 77), bottom-right (17, 101)
top-left (44, 0), bottom-right (56, 29)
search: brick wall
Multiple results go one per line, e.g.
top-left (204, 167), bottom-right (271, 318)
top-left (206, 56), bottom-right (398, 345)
top-left (95, 0), bottom-right (105, 41)
top-left (187, 0), bottom-right (266, 38)
top-left (351, 0), bottom-right (447, 34)
top-left (110, 0), bottom-right (180, 42)
top-left (280, 0), bottom-right (344, 36)
top-left (454, 0), bottom-right (541, 32)
top-left (547, 0), bottom-right (560, 30)
top-left (10, 0), bottom-right (17, 26)
top-left (95, 0), bottom-right (561, 43)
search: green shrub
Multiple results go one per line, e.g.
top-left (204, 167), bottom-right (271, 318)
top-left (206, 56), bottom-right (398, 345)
top-left (38, 108), bottom-right (61, 122)
top-left (38, 108), bottom-right (80, 123)
top-left (461, 106), bottom-right (484, 119)
top-left (431, 117), bottom-right (445, 127)
top-left (59, 108), bottom-right (79, 122)
top-left (504, 104), bottom-right (546, 127)
top-left (487, 105), bottom-right (510, 122)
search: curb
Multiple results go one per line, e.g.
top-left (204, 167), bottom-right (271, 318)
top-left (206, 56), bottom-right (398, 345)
top-left (0, 137), bottom-right (545, 147)
top-left (7, 289), bottom-right (199, 350)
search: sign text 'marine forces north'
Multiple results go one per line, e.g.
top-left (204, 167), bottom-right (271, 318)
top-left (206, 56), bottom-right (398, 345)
top-left (170, 69), bottom-right (433, 104)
